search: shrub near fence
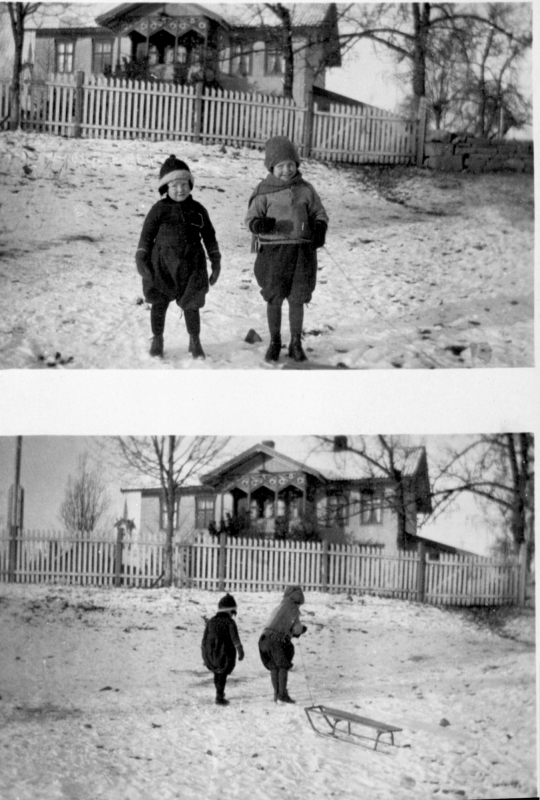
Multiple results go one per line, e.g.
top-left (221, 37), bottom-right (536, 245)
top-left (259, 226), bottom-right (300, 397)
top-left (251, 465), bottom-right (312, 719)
top-left (1, 73), bottom-right (420, 165)
top-left (0, 530), bottom-right (523, 606)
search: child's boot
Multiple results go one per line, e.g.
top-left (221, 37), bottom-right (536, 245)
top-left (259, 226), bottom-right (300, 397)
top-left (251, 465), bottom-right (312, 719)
top-left (270, 669), bottom-right (279, 702)
top-left (149, 335), bottom-right (164, 358)
top-left (288, 335), bottom-right (307, 362)
top-left (215, 673), bottom-right (229, 705)
top-left (265, 334), bottom-right (282, 362)
top-left (277, 668), bottom-right (295, 703)
top-left (189, 334), bottom-right (206, 360)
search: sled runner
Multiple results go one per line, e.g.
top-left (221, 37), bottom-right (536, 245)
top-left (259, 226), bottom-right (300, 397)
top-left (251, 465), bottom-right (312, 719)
top-left (304, 705), bottom-right (402, 751)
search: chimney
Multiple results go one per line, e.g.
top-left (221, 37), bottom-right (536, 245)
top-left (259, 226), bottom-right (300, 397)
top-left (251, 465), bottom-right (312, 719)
top-left (262, 440), bottom-right (275, 449)
top-left (333, 436), bottom-right (348, 452)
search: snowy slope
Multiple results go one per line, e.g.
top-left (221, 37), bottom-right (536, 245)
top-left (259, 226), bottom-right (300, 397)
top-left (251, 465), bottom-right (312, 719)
top-left (0, 584), bottom-right (536, 800)
top-left (0, 132), bottom-right (534, 369)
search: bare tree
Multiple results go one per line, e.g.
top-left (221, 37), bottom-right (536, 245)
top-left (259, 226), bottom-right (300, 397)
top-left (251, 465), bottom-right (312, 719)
top-left (59, 451), bottom-right (111, 537)
top-left (5, 2), bottom-right (40, 129)
top-left (111, 437), bottom-right (230, 587)
top-left (438, 434), bottom-right (534, 563)
top-left (3, 2), bottom-right (85, 129)
top-left (337, 2), bottom-right (531, 117)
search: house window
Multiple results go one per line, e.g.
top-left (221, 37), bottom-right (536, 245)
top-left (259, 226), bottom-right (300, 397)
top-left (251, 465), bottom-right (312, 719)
top-left (265, 42), bottom-right (284, 76)
top-left (230, 43), bottom-right (252, 76)
top-left (160, 496), bottom-right (179, 530)
top-left (196, 496), bottom-right (215, 529)
top-left (360, 490), bottom-right (383, 525)
top-left (327, 494), bottom-right (348, 527)
top-left (56, 40), bottom-right (74, 73)
top-left (93, 40), bottom-right (112, 74)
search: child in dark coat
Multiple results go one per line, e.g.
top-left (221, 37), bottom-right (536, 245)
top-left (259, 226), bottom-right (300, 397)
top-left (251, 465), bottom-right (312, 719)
top-left (245, 136), bottom-right (329, 363)
top-left (258, 585), bottom-right (307, 703)
top-left (202, 593), bottom-right (245, 706)
top-left (136, 154), bottom-right (222, 359)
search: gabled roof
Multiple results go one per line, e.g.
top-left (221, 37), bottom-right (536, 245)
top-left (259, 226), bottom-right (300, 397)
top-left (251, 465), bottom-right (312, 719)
top-left (200, 442), bottom-right (325, 487)
top-left (95, 3), bottom-right (230, 29)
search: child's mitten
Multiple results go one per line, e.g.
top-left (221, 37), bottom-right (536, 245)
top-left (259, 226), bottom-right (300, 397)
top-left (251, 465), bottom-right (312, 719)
top-left (312, 221), bottom-right (327, 249)
top-left (236, 645), bottom-right (245, 661)
top-left (250, 217), bottom-right (276, 234)
top-left (135, 249), bottom-right (153, 280)
top-left (209, 260), bottom-right (221, 286)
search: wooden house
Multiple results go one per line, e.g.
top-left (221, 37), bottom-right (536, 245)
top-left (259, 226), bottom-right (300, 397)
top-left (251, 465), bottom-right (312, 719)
top-left (122, 439), bottom-right (441, 553)
top-left (27, 2), bottom-right (342, 106)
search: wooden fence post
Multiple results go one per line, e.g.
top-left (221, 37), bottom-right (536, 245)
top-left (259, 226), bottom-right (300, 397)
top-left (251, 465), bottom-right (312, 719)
top-left (193, 81), bottom-right (203, 143)
top-left (73, 71), bottom-right (84, 138)
top-left (320, 539), bottom-right (329, 592)
top-left (218, 531), bottom-right (227, 592)
top-left (517, 541), bottom-right (528, 606)
top-left (416, 540), bottom-right (426, 602)
top-left (416, 95), bottom-right (427, 168)
top-left (115, 525), bottom-right (124, 587)
top-left (302, 88), bottom-right (314, 159)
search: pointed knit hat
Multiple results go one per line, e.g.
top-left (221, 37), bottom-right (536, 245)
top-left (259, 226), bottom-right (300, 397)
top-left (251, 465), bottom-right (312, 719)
top-left (264, 136), bottom-right (300, 172)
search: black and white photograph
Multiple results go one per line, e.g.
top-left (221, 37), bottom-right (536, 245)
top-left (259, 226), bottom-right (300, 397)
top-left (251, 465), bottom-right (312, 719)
top-left (0, 1), bottom-right (533, 369)
top-left (0, 1), bottom-right (537, 799)
top-left (0, 434), bottom-right (536, 798)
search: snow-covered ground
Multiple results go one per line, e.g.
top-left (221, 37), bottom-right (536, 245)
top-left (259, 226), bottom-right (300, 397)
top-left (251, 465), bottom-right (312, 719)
top-left (0, 132), bottom-right (533, 369)
top-left (0, 584), bottom-right (536, 800)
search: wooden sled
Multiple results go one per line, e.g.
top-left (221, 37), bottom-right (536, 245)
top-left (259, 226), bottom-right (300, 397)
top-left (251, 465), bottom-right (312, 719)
top-left (304, 705), bottom-right (402, 751)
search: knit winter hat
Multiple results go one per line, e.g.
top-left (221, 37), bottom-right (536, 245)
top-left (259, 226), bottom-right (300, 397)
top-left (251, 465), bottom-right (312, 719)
top-left (218, 593), bottom-right (237, 610)
top-left (264, 136), bottom-right (300, 172)
top-left (158, 154), bottom-right (194, 193)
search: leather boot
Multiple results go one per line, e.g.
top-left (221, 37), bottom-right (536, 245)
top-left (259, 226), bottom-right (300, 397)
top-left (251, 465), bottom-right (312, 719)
top-left (189, 334), bottom-right (205, 360)
top-left (149, 335), bottom-right (164, 357)
top-left (265, 334), bottom-right (282, 363)
top-left (271, 670), bottom-right (279, 702)
top-left (215, 673), bottom-right (229, 705)
top-left (216, 695), bottom-right (230, 706)
top-left (288, 335), bottom-right (307, 362)
top-left (277, 668), bottom-right (295, 703)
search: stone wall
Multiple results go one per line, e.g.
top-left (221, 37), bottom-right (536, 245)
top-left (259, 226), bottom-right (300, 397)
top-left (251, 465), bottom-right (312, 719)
top-left (423, 130), bottom-right (534, 173)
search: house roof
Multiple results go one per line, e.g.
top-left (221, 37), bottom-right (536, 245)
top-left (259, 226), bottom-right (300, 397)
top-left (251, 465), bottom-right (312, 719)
top-left (199, 440), bottom-right (430, 494)
top-left (95, 3), bottom-right (230, 29)
top-left (206, 3), bottom-right (337, 29)
top-left (200, 443), bottom-right (326, 487)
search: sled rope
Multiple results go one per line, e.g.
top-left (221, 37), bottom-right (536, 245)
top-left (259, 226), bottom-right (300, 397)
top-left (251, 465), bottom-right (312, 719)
top-left (297, 639), bottom-right (315, 706)
top-left (320, 244), bottom-right (442, 369)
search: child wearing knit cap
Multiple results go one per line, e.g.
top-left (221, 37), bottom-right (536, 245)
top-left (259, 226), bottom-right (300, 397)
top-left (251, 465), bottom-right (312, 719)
top-left (201, 593), bottom-right (245, 706)
top-left (258, 585), bottom-right (307, 703)
top-left (246, 136), bottom-right (328, 363)
top-left (136, 155), bottom-right (222, 359)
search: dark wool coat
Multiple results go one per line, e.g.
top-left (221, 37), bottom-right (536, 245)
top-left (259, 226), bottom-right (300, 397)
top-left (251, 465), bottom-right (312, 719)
top-left (202, 611), bottom-right (242, 676)
top-left (245, 174), bottom-right (328, 304)
top-left (136, 196), bottom-right (221, 309)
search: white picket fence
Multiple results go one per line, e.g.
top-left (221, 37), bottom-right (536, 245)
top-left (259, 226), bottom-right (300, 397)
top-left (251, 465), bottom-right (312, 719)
top-left (1, 73), bottom-right (420, 164)
top-left (0, 530), bottom-right (521, 606)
